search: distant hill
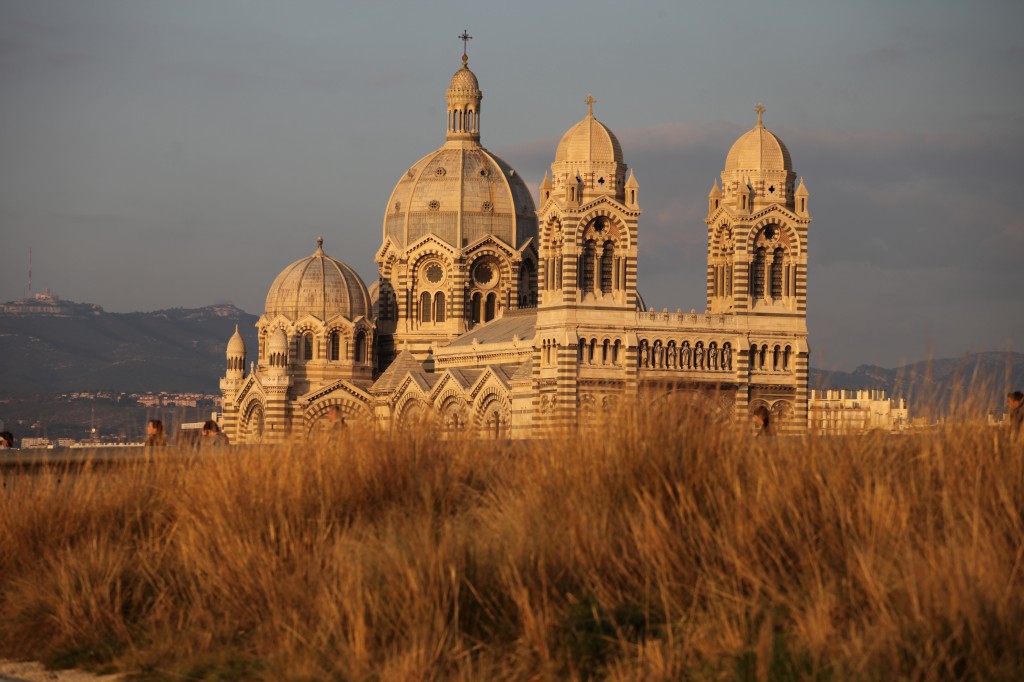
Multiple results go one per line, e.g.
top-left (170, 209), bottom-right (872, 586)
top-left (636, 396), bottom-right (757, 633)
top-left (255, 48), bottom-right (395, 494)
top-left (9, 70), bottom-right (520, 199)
top-left (2, 294), bottom-right (1020, 413)
top-left (0, 299), bottom-right (259, 393)
top-left (810, 351), bottom-right (1024, 415)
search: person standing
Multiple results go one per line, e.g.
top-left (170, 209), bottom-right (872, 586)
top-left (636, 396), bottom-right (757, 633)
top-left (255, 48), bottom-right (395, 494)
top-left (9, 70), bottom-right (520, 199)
top-left (1008, 391), bottom-right (1024, 433)
top-left (145, 419), bottom-right (167, 447)
top-left (201, 420), bottom-right (229, 448)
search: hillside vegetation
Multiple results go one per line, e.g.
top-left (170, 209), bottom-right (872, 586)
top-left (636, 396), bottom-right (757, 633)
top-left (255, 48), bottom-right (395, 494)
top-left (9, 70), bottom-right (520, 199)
top-left (1, 398), bottom-right (1022, 681)
top-left (0, 304), bottom-right (258, 393)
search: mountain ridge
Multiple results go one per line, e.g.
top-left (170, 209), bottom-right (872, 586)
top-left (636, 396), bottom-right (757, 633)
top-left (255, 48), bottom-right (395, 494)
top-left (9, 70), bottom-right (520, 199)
top-left (2, 296), bottom-right (1020, 405)
top-left (0, 298), bottom-right (259, 393)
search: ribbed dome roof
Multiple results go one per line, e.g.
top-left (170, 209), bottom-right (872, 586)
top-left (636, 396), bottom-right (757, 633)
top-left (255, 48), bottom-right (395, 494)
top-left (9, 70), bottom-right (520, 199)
top-left (724, 105), bottom-right (792, 172)
top-left (264, 237), bottom-right (371, 321)
top-left (555, 106), bottom-right (623, 164)
top-left (383, 146), bottom-right (536, 249)
top-left (227, 324), bottom-right (246, 355)
top-left (448, 65), bottom-right (480, 94)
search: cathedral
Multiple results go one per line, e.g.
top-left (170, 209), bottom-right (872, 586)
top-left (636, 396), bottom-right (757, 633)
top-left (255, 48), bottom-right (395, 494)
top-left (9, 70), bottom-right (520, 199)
top-left (218, 45), bottom-right (812, 443)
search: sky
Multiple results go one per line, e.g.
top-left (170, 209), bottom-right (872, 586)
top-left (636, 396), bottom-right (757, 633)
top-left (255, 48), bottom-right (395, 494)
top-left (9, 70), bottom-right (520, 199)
top-left (1, 0), bottom-right (1022, 372)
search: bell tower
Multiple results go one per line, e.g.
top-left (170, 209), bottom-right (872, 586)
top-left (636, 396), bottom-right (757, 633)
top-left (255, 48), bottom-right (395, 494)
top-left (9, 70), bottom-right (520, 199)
top-left (536, 95), bottom-right (640, 311)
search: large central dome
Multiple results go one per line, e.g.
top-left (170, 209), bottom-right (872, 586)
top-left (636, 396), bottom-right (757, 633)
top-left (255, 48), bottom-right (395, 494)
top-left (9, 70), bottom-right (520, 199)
top-left (383, 147), bottom-right (536, 250)
top-left (381, 54), bottom-right (536, 250)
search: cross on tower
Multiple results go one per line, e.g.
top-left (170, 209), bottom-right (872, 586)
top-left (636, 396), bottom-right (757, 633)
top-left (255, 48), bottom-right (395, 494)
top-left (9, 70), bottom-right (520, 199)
top-left (585, 94), bottom-right (596, 116)
top-left (755, 102), bottom-right (766, 127)
top-left (459, 30), bottom-right (472, 60)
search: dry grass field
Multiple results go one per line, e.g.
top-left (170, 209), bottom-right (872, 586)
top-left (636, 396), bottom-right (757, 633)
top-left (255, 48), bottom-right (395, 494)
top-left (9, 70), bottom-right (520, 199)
top-left (1, 398), bottom-right (1022, 681)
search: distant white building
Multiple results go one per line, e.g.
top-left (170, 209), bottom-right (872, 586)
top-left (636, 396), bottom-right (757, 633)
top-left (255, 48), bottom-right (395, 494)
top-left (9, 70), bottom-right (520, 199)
top-left (808, 389), bottom-right (909, 434)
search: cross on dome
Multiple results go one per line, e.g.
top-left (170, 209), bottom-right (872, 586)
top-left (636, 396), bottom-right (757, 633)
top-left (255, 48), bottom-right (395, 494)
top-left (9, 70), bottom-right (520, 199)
top-left (755, 102), bottom-right (766, 127)
top-left (459, 29), bottom-right (472, 65)
top-left (585, 94), bottom-right (596, 117)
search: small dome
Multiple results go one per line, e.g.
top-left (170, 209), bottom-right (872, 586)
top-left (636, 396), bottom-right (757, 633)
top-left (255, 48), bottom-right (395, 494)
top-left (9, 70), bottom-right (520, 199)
top-left (724, 104), bottom-right (792, 172)
top-left (264, 236), bottom-right (371, 322)
top-left (554, 109), bottom-right (623, 164)
top-left (227, 324), bottom-right (246, 356)
top-left (268, 328), bottom-right (288, 354)
top-left (448, 64), bottom-right (480, 94)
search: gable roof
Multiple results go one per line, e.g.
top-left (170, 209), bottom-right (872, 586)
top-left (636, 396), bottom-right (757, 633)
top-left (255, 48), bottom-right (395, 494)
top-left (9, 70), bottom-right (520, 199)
top-left (372, 350), bottom-right (426, 393)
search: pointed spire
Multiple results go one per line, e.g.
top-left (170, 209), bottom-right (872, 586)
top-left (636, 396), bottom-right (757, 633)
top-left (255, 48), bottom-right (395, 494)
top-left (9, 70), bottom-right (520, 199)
top-left (755, 102), bottom-right (766, 128)
top-left (625, 169), bottom-right (639, 188)
top-left (708, 179), bottom-right (721, 198)
top-left (540, 171), bottom-right (551, 189)
top-left (795, 177), bottom-right (808, 196)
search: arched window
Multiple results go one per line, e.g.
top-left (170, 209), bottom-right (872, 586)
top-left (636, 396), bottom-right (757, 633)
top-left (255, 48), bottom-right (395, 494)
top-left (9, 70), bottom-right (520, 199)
top-left (485, 293), bottom-right (496, 322)
top-left (750, 344), bottom-right (759, 370)
top-left (783, 345), bottom-right (792, 371)
top-left (354, 331), bottom-right (366, 364)
top-left (588, 338), bottom-right (596, 364)
top-left (760, 344), bottom-right (768, 370)
top-left (773, 345), bottom-right (781, 371)
top-left (420, 291), bottom-right (431, 323)
top-left (302, 332), bottom-right (314, 361)
top-left (771, 248), bottom-right (785, 299)
top-left (751, 248), bottom-right (766, 299)
top-left (471, 292), bottom-right (482, 324)
top-left (518, 261), bottom-right (535, 307)
top-left (601, 242), bottom-right (614, 294)
top-left (612, 340), bottom-right (620, 365)
top-left (602, 339), bottom-right (610, 365)
top-left (434, 292), bottom-right (446, 323)
top-left (379, 288), bottom-right (394, 321)
top-left (581, 240), bottom-right (596, 293)
top-left (329, 331), bottom-right (340, 361)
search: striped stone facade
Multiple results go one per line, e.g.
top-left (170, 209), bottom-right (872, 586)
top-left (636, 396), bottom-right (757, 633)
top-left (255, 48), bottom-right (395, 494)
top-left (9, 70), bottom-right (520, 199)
top-left (218, 58), bottom-right (812, 443)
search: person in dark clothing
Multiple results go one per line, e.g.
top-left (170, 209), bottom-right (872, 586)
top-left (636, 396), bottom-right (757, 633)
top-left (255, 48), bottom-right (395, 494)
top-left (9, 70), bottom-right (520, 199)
top-left (201, 420), bottom-right (229, 447)
top-left (0, 431), bottom-right (14, 448)
top-left (752, 405), bottom-right (773, 437)
top-left (145, 419), bottom-right (167, 447)
top-left (1008, 391), bottom-right (1024, 433)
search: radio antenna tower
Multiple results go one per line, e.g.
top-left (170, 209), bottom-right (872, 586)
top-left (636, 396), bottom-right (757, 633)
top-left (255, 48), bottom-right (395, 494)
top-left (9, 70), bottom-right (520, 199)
top-left (28, 247), bottom-right (32, 296)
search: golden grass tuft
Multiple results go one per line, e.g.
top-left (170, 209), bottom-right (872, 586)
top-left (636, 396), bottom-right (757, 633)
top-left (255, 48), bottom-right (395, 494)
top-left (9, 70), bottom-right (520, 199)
top-left (1, 398), bottom-right (1023, 680)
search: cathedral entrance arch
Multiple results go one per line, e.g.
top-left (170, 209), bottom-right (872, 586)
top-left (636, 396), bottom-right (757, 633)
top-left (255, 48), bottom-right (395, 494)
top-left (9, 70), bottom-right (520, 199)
top-left (476, 392), bottom-right (510, 440)
top-left (240, 399), bottom-right (266, 444)
top-left (304, 396), bottom-right (372, 436)
top-left (394, 396), bottom-right (435, 432)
